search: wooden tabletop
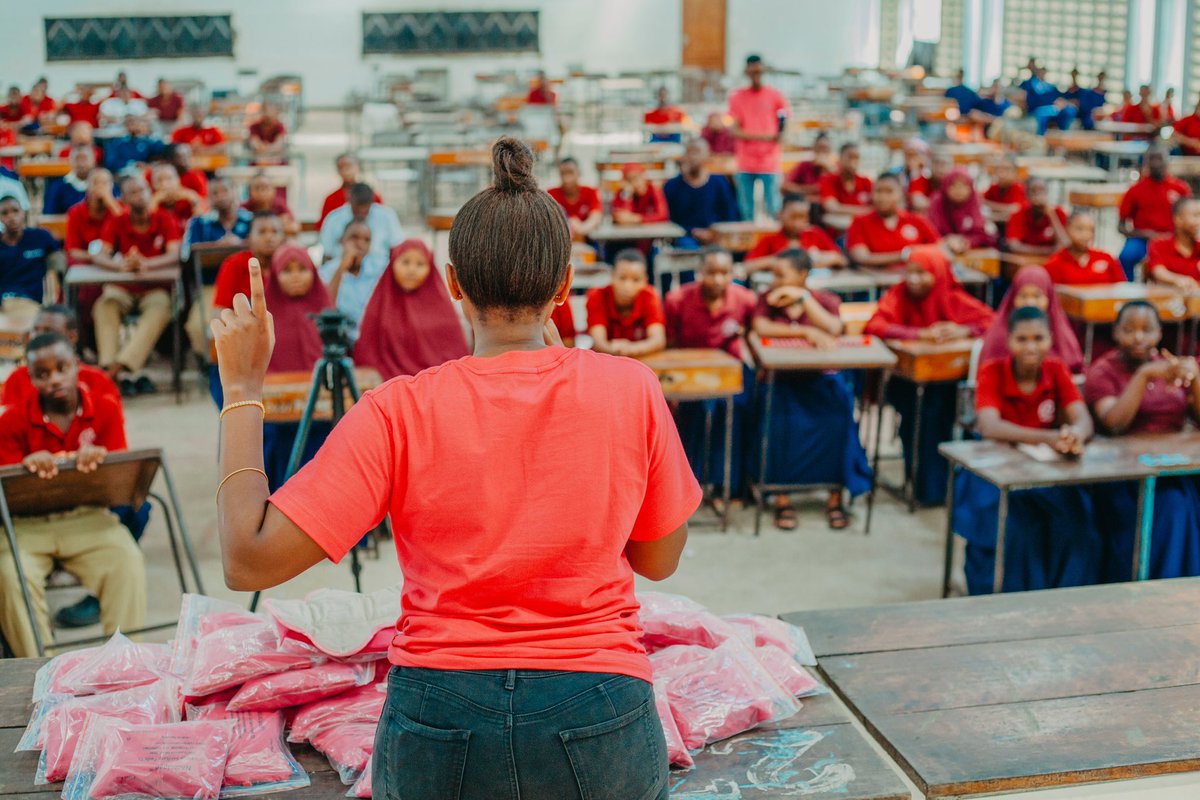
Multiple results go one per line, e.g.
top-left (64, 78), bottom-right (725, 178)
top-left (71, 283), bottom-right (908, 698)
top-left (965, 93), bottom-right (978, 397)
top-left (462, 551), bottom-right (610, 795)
top-left (1096, 120), bottom-right (1160, 135)
top-left (1170, 156), bottom-right (1200, 177)
top-left (749, 333), bottom-right (897, 372)
top-left (1044, 130), bottom-right (1114, 152)
top-left (638, 348), bottom-right (744, 401)
top-left (262, 368), bottom-right (383, 423)
top-left (938, 438), bottom-right (1154, 491)
top-left (1026, 164), bottom-right (1109, 183)
top-left (1067, 182), bottom-right (1127, 208)
top-left (65, 265), bottom-right (181, 286)
top-left (711, 220), bottom-right (780, 253)
top-left (425, 208), bottom-right (458, 231)
top-left (885, 338), bottom-right (976, 383)
top-left (34, 214), bottom-right (66, 241)
top-left (591, 221), bottom-right (684, 242)
top-left (1056, 283), bottom-right (1197, 323)
top-left (16, 160), bottom-right (69, 179)
top-left (1091, 140), bottom-right (1151, 157)
top-left (783, 579), bottom-right (1200, 797)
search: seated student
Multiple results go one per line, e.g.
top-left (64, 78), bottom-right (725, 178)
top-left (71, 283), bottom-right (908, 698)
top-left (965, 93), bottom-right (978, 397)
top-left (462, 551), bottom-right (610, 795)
top-left (0, 165), bottom-right (30, 212)
top-left (43, 146), bottom-right (95, 215)
top-left (21, 78), bottom-right (56, 129)
top-left (745, 194), bottom-right (846, 270)
top-left (0, 124), bottom-right (14, 171)
top-left (665, 247), bottom-right (758, 498)
top-left (247, 103), bottom-right (288, 163)
top-left (972, 80), bottom-right (1012, 130)
top-left (241, 171), bottom-right (299, 236)
top-left (102, 114), bottom-right (162, 174)
top-left (212, 212), bottom-right (286, 314)
top-left (1116, 85), bottom-right (1165, 136)
top-left (108, 71), bottom-right (142, 99)
top-left (1173, 98), bottom-right (1200, 156)
top-left (319, 220), bottom-right (386, 339)
top-left (99, 89), bottom-right (147, 128)
top-left (149, 162), bottom-right (203, 229)
top-left (65, 169), bottom-right (121, 266)
top-left (171, 104), bottom-right (226, 153)
top-left (954, 306), bottom-right (1099, 594)
top-left (547, 157), bottom-right (603, 242)
top-left (928, 168), bottom-right (998, 254)
top-left (181, 176), bottom-right (252, 261)
top-left (980, 265), bottom-right (1084, 373)
top-left (644, 87), bottom-right (686, 143)
top-left (318, 153), bottom-right (381, 229)
top-left (165, 143), bottom-right (208, 199)
top-left (1145, 197), bottom-right (1200, 291)
top-left (0, 332), bottom-right (146, 658)
top-left (550, 301), bottom-right (578, 348)
top-left (1021, 67), bottom-right (1077, 135)
top-left (818, 143), bottom-right (872, 218)
top-left (92, 174), bottom-right (181, 396)
top-left (700, 112), bottom-right (736, 156)
top-left (586, 249), bottom-right (666, 357)
top-left (847, 173), bottom-right (940, 269)
top-left (56, 122), bottom-right (101, 162)
top-left (0, 195), bottom-right (58, 311)
top-left (751, 248), bottom-right (871, 530)
top-left (1005, 178), bottom-right (1069, 256)
top-left (664, 139), bottom-right (740, 248)
top-left (982, 157), bottom-right (1027, 223)
top-left (525, 71), bottom-right (557, 106)
top-left (355, 239), bottom-right (470, 381)
top-left (1086, 302), bottom-right (1200, 581)
top-left (866, 246), bottom-right (995, 506)
top-left (1118, 149), bottom-right (1191, 278)
top-left (320, 182), bottom-right (403, 265)
top-left (0, 86), bottom-right (25, 125)
top-left (612, 164), bottom-right (670, 225)
top-left (1044, 213), bottom-right (1125, 286)
top-left (60, 93), bottom-right (102, 130)
top-left (945, 69), bottom-right (980, 117)
top-left (146, 79), bottom-right (183, 124)
top-left (780, 132), bottom-right (834, 199)
top-left (898, 138), bottom-right (932, 212)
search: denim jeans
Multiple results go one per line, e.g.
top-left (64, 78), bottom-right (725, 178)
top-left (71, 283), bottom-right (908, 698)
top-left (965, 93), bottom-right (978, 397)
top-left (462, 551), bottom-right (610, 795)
top-left (374, 666), bottom-right (668, 800)
top-left (734, 171), bottom-right (781, 221)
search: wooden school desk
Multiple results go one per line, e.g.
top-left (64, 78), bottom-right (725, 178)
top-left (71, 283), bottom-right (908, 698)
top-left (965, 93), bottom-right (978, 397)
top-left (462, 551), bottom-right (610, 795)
top-left (1026, 163), bottom-right (1108, 204)
top-left (747, 333), bottom-right (897, 535)
top-left (784, 579), bottom-right (1200, 799)
top-left (591, 221), bottom-right (685, 294)
top-left (841, 301), bottom-right (877, 335)
top-left (638, 348), bottom-right (743, 531)
top-left (1055, 283), bottom-right (1196, 363)
top-left (711, 220), bottom-right (780, 254)
top-left (33, 214), bottom-right (66, 242)
top-left (1044, 129), bottom-right (1113, 155)
top-left (262, 368), bottom-right (383, 423)
top-left (0, 313), bottom-right (35, 362)
top-left (1095, 119), bottom-right (1161, 137)
top-left (1091, 139), bottom-right (1149, 172)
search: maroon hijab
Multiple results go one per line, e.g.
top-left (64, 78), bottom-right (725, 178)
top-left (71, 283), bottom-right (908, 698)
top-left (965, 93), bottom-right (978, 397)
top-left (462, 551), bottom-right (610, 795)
top-left (354, 239), bottom-right (469, 379)
top-left (927, 168), bottom-right (991, 246)
top-left (981, 265), bottom-right (1083, 372)
top-left (266, 245), bottom-right (331, 373)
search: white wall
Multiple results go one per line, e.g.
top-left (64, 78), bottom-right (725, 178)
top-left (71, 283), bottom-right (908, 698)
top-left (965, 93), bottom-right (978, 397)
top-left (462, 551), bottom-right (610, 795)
top-left (3, 0), bottom-right (878, 107)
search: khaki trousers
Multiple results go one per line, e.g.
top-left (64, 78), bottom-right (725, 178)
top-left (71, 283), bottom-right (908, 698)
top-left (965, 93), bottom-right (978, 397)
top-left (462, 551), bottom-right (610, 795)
top-left (93, 286), bottom-right (172, 372)
top-left (184, 285), bottom-right (215, 359)
top-left (0, 507), bottom-right (146, 658)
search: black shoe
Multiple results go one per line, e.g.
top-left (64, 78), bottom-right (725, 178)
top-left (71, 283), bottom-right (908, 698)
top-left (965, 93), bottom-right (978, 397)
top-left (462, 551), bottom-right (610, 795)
top-left (134, 376), bottom-right (157, 395)
top-left (55, 595), bottom-right (101, 629)
top-left (118, 378), bottom-right (138, 398)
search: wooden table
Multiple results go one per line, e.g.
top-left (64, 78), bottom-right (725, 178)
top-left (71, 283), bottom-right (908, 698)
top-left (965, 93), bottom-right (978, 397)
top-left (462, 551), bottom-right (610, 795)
top-left (16, 160), bottom-right (69, 179)
top-left (711, 220), bottom-right (780, 254)
top-left (747, 333), bottom-right (897, 535)
top-left (592, 222), bottom-right (685, 294)
top-left (783, 579), bottom-right (1200, 798)
top-left (803, 265), bottom-right (990, 303)
top-left (33, 214), bottom-right (65, 242)
top-left (640, 348), bottom-right (744, 531)
top-left (1067, 182), bottom-right (1126, 208)
top-left (1044, 129), bottom-right (1114, 154)
top-left (1096, 120), bottom-right (1161, 137)
top-left (0, 313), bottom-right (35, 362)
top-left (1056, 283), bottom-right (1197, 363)
top-left (841, 301), bottom-right (877, 335)
top-left (262, 368), bottom-right (383, 423)
top-left (1170, 156), bottom-right (1200, 178)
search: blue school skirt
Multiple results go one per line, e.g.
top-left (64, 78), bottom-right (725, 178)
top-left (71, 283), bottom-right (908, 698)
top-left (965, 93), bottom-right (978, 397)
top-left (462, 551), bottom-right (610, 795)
top-left (752, 371), bottom-right (872, 497)
top-left (674, 365), bottom-right (755, 497)
top-left (885, 380), bottom-right (957, 506)
top-left (262, 421), bottom-right (332, 492)
top-left (953, 470), bottom-right (1103, 594)
top-left (1092, 477), bottom-right (1200, 582)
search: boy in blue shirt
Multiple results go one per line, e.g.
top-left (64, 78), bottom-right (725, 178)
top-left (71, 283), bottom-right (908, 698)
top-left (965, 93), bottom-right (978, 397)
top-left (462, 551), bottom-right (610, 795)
top-left (0, 195), bottom-right (57, 307)
top-left (663, 139), bottom-right (740, 248)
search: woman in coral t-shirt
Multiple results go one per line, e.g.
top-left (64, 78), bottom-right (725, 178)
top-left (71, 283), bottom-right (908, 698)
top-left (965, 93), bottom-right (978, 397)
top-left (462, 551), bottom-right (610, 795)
top-left (209, 138), bottom-right (698, 797)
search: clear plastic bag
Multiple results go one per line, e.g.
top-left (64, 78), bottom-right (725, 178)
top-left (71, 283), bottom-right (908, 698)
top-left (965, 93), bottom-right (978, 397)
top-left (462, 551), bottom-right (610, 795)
top-left (750, 644), bottom-right (822, 698)
top-left (34, 679), bottom-right (180, 784)
top-left (186, 700), bottom-right (310, 797)
top-left (184, 619), bottom-right (320, 697)
top-left (722, 613), bottom-right (817, 666)
top-left (652, 679), bottom-right (692, 768)
top-left (348, 756), bottom-right (372, 798)
top-left (172, 594), bottom-right (263, 678)
top-left (227, 661), bottom-right (374, 712)
top-left (637, 591), bottom-right (736, 651)
top-left (311, 721), bottom-right (377, 784)
top-left (32, 648), bottom-right (91, 704)
top-left (62, 717), bottom-right (234, 800)
top-left (288, 684), bottom-right (387, 745)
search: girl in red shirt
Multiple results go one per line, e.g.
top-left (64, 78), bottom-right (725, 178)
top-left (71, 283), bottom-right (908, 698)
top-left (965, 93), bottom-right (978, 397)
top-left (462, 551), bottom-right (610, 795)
top-left (209, 139), bottom-right (698, 797)
top-left (1146, 197), bottom-right (1200, 290)
top-left (585, 249), bottom-right (666, 357)
top-left (1043, 213), bottom-right (1124, 287)
top-left (979, 265), bottom-right (1083, 372)
top-left (982, 158), bottom-right (1027, 223)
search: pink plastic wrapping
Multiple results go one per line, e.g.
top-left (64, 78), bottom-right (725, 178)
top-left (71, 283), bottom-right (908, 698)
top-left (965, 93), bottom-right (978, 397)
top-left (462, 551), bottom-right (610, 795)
top-left (227, 662), bottom-right (373, 712)
top-left (31, 634), bottom-right (171, 702)
top-left (723, 613), bottom-right (817, 666)
top-left (171, 594), bottom-right (263, 678)
top-left (652, 679), bottom-right (692, 768)
top-left (349, 756), bottom-right (372, 798)
top-left (288, 684), bottom-right (386, 745)
top-left (312, 721), bottom-right (377, 784)
top-left (751, 644), bottom-right (821, 698)
top-left (63, 717), bottom-right (234, 800)
top-left (651, 640), bottom-right (801, 750)
top-left (186, 700), bottom-right (309, 797)
top-left (31, 648), bottom-right (91, 704)
top-left (184, 619), bottom-right (320, 697)
top-left (638, 592), bottom-right (736, 651)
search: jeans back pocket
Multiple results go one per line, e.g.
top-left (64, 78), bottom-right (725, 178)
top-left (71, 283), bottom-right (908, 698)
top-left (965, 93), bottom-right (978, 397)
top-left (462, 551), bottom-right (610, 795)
top-left (377, 708), bottom-right (471, 800)
top-left (559, 699), bottom-right (666, 800)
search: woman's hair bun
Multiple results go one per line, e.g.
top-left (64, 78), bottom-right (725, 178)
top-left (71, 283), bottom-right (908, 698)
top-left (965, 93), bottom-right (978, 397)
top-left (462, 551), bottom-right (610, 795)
top-left (492, 137), bottom-right (538, 192)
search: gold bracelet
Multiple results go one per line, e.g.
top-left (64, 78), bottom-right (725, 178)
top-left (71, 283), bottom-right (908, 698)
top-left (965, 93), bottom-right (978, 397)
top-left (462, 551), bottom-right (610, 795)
top-left (215, 467), bottom-right (269, 503)
top-left (220, 400), bottom-right (265, 421)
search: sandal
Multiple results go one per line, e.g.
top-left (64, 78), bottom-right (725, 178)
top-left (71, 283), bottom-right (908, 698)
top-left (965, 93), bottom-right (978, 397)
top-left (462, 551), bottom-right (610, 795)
top-left (774, 505), bottom-right (798, 531)
top-left (826, 505), bottom-right (850, 530)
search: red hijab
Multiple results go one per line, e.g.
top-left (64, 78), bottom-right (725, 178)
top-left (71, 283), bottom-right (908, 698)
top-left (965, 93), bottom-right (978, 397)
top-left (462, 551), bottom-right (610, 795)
top-left (354, 239), bottom-right (469, 379)
top-left (927, 168), bottom-right (990, 243)
top-left (873, 245), bottom-right (995, 330)
top-left (980, 265), bottom-right (1083, 372)
top-left (265, 245), bottom-right (331, 374)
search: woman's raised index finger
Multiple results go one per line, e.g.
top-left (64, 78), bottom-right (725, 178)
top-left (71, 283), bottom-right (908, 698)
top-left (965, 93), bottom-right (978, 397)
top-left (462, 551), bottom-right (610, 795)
top-left (248, 257), bottom-right (267, 317)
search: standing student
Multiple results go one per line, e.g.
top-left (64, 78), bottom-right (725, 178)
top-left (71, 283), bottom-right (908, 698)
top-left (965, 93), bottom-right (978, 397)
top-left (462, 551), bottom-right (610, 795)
top-left (663, 139), bottom-right (740, 248)
top-left (355, 239), bottom-right (470, 381)
top-left (744, 195), bottom-right (846, 270)
top-left (1172, 98), bottom-right (1200, 156)
top-left (247, 103), bottom-right (287, 164)
top-left (547, 157), bottom-right (603, 242)
top-left (146, 79), bottom-right (183, 124)
top-left (751, 249), bottom-right (871, 530)
top-left (1043, 213), bottom-right (1125, 286)
top-left (866, 246), bottom-right (995, 505)
top-left (1118, 150), bottom-right (1191, 278)
top-left (0, 195), bottom-right (57, 309)
top-left (1145, 197), bottom-right (1200, 290)
top-left (586, 249), bottom-right (666, 357)
top-left (43, 146), bottom-right (94, 215)
top-left (728, 54), bottom-right (791, 221)
top-left (846, 173), bottom-right (940, 268)
top-left (318, 153), bottom-right (381, 229)
top-left (320, 220), bottom-right (387, 339)
top-left (320, 182), bottom-right (404, 265)
top-left (927, 168), bottom-right (997, 253)
top-left (954, 306), bottom-right (1098, 594)
top-left (980, 265), bottom-right (1083, 372)
top-left (1086, 302), bottom-right (1200, 580)
top-left (149, 162), bottom-right (203, 229)
top-left (1006, 178), bottom-right (1069, 256)
top-left (982, 157), bottom-right (1027, 223)
top-left (817, 143), bottom-right (873, 218)
top-left (780, 133), bottom-right (834, 199)
top-left (209, 138), bottom-right (696, 797)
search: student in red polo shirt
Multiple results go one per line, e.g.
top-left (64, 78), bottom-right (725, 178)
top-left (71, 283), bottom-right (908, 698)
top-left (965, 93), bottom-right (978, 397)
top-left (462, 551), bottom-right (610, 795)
top-left (955, 306), bottom-right (1099, 594)
top-left (982, 157), bottom-right (1027, 224)
top-left (0, 86), bottom-right (25, 125)
top-left (248, 104), bottom-right (287, 164)
top-left (317, 153), bottom-right (381, 229)
top-left (547, 157), bottom-right (603, 241)
top-left (212, 212), bottom-right (286, 312)
top-left (586, 249), bottom-right (666, 357)
top-left (147, 79), bottom-right (184, 123)
top-left (745, 194), bottom-right (847, 270)
top-left (20, 79), bottom-right (56, 126)
top-left (1146, 197), bottom-right (1200, 290)
top-left (150, 162), bottom-right (203, 229)
top-left (1119, 149), bottom-right (1192, 278)
top-left (525, 71), bottom-right (557, 106)
top-left (65, 169), bottom-right (122, 266)
top-left (91, 174), bottom-right (181, 396)
top-left (1172, 98), bottom-right (1200, 156)
top-left (56, 122), bottom-right (102, 162)
top-left (846, 173), bottom-right (940, 268)
top-left (2, 306), bottom-right (120, 407)
top-left (1005, 178), bottom-right (1068, 256)
top-left (612, 164), bottom-right (669, 224)
top-left (899, 138), bottom-right (932, 212)
top-left (171, 105), bottom-right (227, 153)
top-left (0, 332), bottom-right (145, 658)
top-left (780, 133), bottom-right (834, 199)
top-left (1043, 213), bottom-right (1125, 286)
top-left (818, 143), bottom-right (872, 218)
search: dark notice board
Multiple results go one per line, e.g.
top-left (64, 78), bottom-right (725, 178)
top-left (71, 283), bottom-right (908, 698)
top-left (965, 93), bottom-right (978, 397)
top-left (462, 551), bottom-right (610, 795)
top-left (44, 15), bottom-right (234, 61)
top-left (362, 10), bottom-right (539, 55)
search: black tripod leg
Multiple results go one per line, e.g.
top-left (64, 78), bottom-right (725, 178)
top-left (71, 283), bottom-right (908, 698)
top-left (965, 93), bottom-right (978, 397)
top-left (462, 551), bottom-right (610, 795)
top-left (285, 363), bottom-right (328, 479)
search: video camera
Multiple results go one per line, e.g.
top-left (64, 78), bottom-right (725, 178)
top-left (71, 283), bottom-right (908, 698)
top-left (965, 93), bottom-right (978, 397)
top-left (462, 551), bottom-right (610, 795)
top-left (309, 309), bottom-right (353, 358)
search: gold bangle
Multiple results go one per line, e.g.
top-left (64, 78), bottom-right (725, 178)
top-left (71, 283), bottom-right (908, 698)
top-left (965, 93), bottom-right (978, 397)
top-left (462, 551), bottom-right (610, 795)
top-left (215, 467), bottom-right (269, 503)
top-left (220, 400), bottom-right (265, 420)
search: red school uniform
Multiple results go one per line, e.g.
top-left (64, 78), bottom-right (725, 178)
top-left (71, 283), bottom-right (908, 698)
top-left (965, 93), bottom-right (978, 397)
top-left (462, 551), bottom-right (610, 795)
top-left (818, 172), bottom-right (872, 207)
top-left (754, 287), bottom-right (840, 326)
top-left (212, 251), bottom-right (257, 310)
top-left (846, 211), bottom-right (939, 260)
top-left (1145, 236), bottom-right (1200, 281)
top-left (548, 186), bottom-right (603, 222)
top-left (1119, 177), bottom-right (1192, 234)
top-left (746, 228), bottom-right (839, 258)
top-left (270, 347), bottom-right (701, 679)
top-left (180, 170), bottom-right (208, 199)
top-left (2, 365), bottom-right (121, 409)
top-left (64, 202), bottom-right (112, 264)
top-left (62, 101), bottom-right (101, 128)
top-left (56, 145), bottom-right (103, 163)
top-left (20, 95), bottom-right (56, 118)
top-left (1084, 349), bottom-right (1190, 434)
top-left (975, 356), bottom-right (1082, 429)
top-left (663, 281), bottom-right (758, 360)
top-left (784, 160), bottom-right (827, 189)
top-left (1175, 114), bottom-right (1200, 156)
top-left (249, 119), bottom-right (286, 144)
top-left (908, 174), bottom-right (931, 202)
top-left (983, 183), bottom-right (1027, 206)
top-left (100, 208), bottom-right (181, 258)
top-left (526, 86), bottom-right (557, 106)
top-left (1043, 247), bottom-right (1125, 286)
top-left (318, 186), bottom-right (383, 228)
top-left (171, 125), bottom-right (226, 148)
top-left (585, 285), bottom-right (665, 342)
top-left (611, 184), bottom-right (669, 223)
top-left (0, 382), bottom-right (127, 465)
top-left (1006, 204), bottom-right (1068, 247)
top-left (644, 106), bottom-right (684, 125)
top-left (147, 93), bottom-right (184, 122)
top-left (0, 103), bottom-right (24, 123)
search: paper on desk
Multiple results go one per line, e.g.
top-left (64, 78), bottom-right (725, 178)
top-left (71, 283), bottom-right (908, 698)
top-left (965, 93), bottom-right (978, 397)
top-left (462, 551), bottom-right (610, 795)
top-left (1016, 443), bottom-right (1061, 462)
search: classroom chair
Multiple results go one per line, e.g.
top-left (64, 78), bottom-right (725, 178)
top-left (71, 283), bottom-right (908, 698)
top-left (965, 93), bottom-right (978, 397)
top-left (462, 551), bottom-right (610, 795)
top-left (955, 339), bottom-right (986, 433)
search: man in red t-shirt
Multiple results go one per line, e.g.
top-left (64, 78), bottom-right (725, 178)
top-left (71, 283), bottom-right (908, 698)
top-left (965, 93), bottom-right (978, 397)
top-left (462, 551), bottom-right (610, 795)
top-left (1145, 197), bottom-right (1200, 290)
top-left (846, 173), bottom-right (939, 268)
top-left (525, 71), bottom-right (557, 106)
top-left (147, 79), bottom-right (184, 123)
top-left (0, 331), bottom-right (144, 657)
top-left (585, 249), bottom-right (666, 356)
top-left (745, 195), bottom-right (847, 270)
top-left (91, 174), bottom-right (181, 395)
top-left (1043, 214), bottom-right (1125, 286)
top-left (318, 154), bottom-right (381, 229)
top-left (547, 157), bottom-right (603, 241)
top-left (1119, 149), bottom-right (1192, 279)
top-left (212, 212), bottom-right (286, 311)
top-left (728, 55), bottom-right (790, 221)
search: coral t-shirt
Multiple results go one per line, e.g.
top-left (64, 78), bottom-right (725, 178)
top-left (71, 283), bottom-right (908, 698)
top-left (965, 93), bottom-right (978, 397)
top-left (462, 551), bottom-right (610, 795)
top-left (270, 347), bottom-right (702, 680)
top-left (728, 85), bottom-right (790, 174)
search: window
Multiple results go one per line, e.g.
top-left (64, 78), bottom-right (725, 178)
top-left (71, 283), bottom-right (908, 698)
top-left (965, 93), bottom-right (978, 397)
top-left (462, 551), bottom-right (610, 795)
top-left (934, 0), bottom-right (965, 78)
top-left (1001, 0), bottom-right (1127, 91)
